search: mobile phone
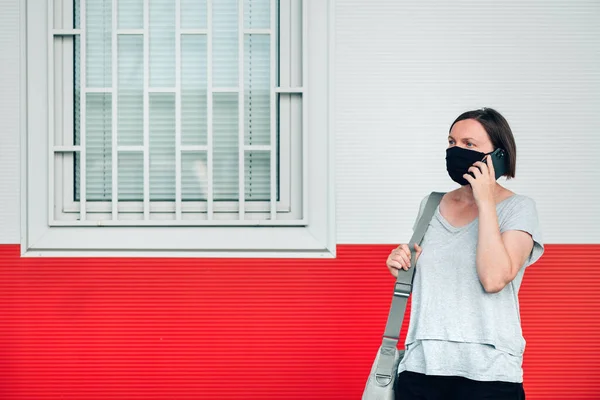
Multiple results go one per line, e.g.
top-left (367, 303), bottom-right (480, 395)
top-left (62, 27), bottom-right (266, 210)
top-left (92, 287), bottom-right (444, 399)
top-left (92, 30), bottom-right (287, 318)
top-left (483, 148), bottom-right (509, 180)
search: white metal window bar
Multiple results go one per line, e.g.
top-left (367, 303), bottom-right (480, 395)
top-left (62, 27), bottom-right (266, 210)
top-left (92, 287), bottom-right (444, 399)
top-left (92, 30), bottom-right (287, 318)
top-left (49, 0), bottom-right (305, 226)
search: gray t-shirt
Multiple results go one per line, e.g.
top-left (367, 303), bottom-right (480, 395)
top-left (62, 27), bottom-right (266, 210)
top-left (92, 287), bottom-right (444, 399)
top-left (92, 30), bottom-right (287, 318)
top-left (397, 193), bottom-right (544, 383)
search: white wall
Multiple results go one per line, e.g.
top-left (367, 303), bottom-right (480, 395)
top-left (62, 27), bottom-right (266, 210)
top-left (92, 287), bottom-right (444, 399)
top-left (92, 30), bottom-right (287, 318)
top-left (1, 0), bottom-right (599, 246)
top-left (335, 0), bottom-right (600, 244)
top-left (0, 0), bottom-right (21, 243)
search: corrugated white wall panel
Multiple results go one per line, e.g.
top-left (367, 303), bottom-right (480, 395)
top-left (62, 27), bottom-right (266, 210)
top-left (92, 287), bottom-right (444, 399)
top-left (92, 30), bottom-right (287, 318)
top-left (0, 0), bottom-right (21, 244)
top-left (1, 0), bottom-right (599, 246)
top-left (335, 0), bottom-right (600, 244)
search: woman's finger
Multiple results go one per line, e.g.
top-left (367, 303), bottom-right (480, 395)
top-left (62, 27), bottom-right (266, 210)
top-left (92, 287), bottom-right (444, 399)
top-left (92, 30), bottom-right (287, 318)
top-left (468, 165), bottom-right (484, 177)
top-left (399, 243), bottom-right (411, 257)
top-left (473, 161), bottom-right (491, 178)
top-left (414, 243), bottom-right (422, 256)
top-left (390, 254), bottom-right (407, 270)
top-left (388, 259), bottom-right (404, 271)
top-left (486, 155), bottom-right (495, 177)
top-left (394, 251), bottom-right (411, 268)
top-left (463, 173), bottom-right (475, 184)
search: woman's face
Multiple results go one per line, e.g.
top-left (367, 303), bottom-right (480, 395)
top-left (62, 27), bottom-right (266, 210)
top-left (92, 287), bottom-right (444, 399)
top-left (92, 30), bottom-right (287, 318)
top-left (448, 118), bottom-right (494, 154)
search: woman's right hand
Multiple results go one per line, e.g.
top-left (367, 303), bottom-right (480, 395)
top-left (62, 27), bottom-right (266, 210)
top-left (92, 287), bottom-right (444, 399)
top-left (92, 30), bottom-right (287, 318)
top-left (386, 243), bottom-right (423, 278)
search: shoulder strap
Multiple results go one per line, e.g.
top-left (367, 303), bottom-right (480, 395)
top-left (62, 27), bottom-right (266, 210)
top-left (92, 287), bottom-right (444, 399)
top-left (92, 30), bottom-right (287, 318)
top-left (381, 191), bottom-right (445, 347)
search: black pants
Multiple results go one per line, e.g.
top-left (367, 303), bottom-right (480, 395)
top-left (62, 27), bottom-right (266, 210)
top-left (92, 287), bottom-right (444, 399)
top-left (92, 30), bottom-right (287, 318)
top-left (394, 371), bottom-right (526, 400)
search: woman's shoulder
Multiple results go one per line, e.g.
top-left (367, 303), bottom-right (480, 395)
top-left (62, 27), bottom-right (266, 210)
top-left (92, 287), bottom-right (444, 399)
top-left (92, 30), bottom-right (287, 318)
top-left (501, 191), bottom-right (538, 209)
top-left (497, 192), bottom-right (542, 231)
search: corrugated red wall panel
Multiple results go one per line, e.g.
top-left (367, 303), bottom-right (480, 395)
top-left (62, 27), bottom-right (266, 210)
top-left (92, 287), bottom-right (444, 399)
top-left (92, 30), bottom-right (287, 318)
top-left (0, 244), bottom-right (599, 399)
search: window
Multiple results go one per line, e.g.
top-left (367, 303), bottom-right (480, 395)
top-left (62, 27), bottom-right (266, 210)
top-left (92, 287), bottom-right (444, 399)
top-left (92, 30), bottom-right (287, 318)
top-left (24, 0), bottom-right (334, 257)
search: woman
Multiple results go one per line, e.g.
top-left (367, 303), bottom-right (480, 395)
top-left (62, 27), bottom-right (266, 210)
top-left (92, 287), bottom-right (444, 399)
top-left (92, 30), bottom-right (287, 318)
top-left (387, 108), bottom-right (544, 400)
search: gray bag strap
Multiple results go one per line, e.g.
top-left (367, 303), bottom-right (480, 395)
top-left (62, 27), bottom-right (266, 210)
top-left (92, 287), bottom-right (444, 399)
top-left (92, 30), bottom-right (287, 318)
top-left (382, 191), bottom-right (445, 346)
top-left (370, 192), bottom-right (445, 385)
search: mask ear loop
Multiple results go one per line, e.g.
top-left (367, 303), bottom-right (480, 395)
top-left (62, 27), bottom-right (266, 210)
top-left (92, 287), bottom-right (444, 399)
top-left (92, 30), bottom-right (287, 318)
top-left (481, 148), bottom-right (505, 164)
top-left (481, 151), bottom-right (492, 164)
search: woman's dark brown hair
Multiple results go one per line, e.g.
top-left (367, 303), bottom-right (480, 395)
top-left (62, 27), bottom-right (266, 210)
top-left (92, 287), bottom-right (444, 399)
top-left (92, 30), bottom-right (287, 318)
top-left (449, 107), bottom-right (517, 179)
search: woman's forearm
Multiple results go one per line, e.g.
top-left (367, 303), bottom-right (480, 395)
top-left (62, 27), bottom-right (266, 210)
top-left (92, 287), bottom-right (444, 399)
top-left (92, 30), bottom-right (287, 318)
top-left (476, 201), bottom-right (512, 293)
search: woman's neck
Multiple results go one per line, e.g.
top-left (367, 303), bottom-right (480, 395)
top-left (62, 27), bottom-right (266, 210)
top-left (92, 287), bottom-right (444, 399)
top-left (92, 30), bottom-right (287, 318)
top-left (454, 184), bottom-right (501, 205)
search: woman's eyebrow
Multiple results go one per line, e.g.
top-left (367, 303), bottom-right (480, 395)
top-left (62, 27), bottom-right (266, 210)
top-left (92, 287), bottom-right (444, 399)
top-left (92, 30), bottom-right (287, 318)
top-left (448, 135), bottom-right (477, 142)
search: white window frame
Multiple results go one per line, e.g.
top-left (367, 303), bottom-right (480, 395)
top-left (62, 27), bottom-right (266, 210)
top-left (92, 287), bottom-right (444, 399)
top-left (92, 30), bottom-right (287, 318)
top-left (21, 0), bottom-right (335, 258)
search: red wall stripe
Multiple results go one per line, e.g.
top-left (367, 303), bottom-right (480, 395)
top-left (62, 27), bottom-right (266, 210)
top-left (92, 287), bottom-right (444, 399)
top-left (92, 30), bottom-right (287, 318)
top-left (0, 244), bottom-right (599, 399)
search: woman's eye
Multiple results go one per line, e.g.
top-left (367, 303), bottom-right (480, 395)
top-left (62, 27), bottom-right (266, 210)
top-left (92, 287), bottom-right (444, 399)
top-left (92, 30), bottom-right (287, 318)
top-left (466, 142), bottom-right (474, 147)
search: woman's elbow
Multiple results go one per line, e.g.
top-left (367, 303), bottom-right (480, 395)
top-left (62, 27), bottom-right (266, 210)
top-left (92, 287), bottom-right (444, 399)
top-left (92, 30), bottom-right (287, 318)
top-left (479, 262), bottom-right (516, 293)
top-left (481, 277), bottom-right (509, 294)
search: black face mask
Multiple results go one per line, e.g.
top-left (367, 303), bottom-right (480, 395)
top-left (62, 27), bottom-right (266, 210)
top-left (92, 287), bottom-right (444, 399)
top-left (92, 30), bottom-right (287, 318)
top-left (445, 146), bottom-right (490, 186)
